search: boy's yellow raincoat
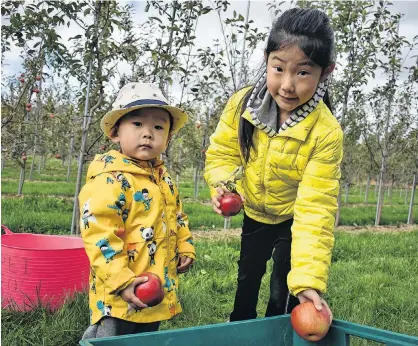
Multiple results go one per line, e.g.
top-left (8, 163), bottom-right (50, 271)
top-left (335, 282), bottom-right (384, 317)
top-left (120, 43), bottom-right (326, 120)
top-left (204, 89), bottom-right (343, 297)
top-left (79, 150), bottom-right (195, 325)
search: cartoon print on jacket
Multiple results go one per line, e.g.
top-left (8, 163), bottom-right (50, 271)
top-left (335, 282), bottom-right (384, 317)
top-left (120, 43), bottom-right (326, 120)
top-left (134, 189), bottom-right (153, 211)
top-left (176, 195), bottom-right (180, 207)
top-left (163, 176), bottom-right (174, 195)
top-left (106, 177), bottom-right (114, 184)
top-left (97, 300), bottom-right (112, 316)
top-left (113, 172), bottom-right (131, 191)
top-left (127, 243), bottom-right (138, 262)
top-left (96, 238), bottom-right (122, 263)
top-left (140, 226), bottom-right (154, 241)
top-left (122, 209), bottom-right (129, 223)
top-left (186, 238), bottom-right (194, 246)
top-left (91, 273), bottom-right (97, 294)
top-left (163, 266), bottom-right (175, 292)
top-left (176, 213), bottom-right (185, 228)
top-left (122, 158), bottom-right (131, 165)
top-left (147, 241), bottom-right (157, 265)
top-left (107, 193), bottom-right (126, 216)
top-left (97, 154), bottom-right (115, 169)
top-left (81, 199), bottom-right (97, 229)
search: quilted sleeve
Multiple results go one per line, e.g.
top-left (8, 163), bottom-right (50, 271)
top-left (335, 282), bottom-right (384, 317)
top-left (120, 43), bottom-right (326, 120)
top-left (288, 127), bottom-right (343, 296)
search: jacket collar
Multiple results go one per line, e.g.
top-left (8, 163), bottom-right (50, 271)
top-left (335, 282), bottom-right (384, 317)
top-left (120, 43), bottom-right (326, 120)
top-left (242, 100), bottom-right (323, 142)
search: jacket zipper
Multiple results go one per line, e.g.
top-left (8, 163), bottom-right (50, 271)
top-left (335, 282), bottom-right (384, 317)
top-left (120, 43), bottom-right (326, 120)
top-left (260, 135), bottom-right (270, 212)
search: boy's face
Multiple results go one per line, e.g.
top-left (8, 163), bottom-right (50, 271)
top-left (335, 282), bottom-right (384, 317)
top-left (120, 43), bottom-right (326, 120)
top-left (110, 108), bottom-right (171, 161)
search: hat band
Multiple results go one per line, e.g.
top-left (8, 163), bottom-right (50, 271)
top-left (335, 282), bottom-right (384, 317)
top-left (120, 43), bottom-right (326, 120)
top-left (124, 99), bottom-right (168, 108)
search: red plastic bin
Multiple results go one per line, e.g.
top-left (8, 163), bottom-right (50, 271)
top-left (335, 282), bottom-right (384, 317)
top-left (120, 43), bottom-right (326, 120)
top-left (1, 225), bottom-right (90, 311)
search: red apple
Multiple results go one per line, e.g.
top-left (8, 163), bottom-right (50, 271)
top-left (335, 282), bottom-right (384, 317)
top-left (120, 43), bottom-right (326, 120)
top-left (21, 155), bottom-right (27, 161)
top-left (19, 78), bottom-right (25, 83)
top-left (20, 73), bottom-right (25, 77)
top-left (219, 192), bottom-right (243, 217)
top-left (26, 107), bottom-right (31, 112)
top-left (26, 103), bottom-right (32, 108)
top-left (49, 113), bottom-right (54, 118)
top-left (195, 121), bottom-right (201, 129)
top-left (291, 302), bottom-right (331, 342)
top-left (134, 272), bottom-right (164, 307)
top-left (99, 145), bottom-right (106, 151)
top-left (33, 88), bottom-right (40, 93)
top-left (35, 75), bottom-right (42, 81)
top-left (54, 154), bottom-right (61, 159)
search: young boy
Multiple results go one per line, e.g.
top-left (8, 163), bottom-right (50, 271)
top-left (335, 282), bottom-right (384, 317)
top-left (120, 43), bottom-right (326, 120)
top-left (79, 82), bottom-right (195, 339)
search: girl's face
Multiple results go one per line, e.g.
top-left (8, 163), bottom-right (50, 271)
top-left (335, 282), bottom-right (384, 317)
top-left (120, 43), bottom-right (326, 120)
top-left (110, 108), bottom-right (171, 161)
top-left (266, 44), bottom-right (323, 117)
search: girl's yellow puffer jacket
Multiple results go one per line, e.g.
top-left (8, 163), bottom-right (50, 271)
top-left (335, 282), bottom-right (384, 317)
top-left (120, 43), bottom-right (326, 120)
top-left (79, 150), bottom-right (195, 325)
top-left (204, 88), bottom-right (343, 296)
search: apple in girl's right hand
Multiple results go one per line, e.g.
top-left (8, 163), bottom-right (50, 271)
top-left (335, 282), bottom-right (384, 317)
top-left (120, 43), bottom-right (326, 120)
top-left (134, 272), bottom-right (164, 307)
top-left (219, 192), bottom-right (243, 217)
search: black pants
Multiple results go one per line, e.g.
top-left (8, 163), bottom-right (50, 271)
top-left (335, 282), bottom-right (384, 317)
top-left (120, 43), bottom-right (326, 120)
top-left (229, 214), bottom-right (299, 322)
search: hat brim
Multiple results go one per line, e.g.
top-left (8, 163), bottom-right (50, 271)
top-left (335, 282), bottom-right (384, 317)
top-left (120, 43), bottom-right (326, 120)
top-left (100, 104), bottom-right (188, 138)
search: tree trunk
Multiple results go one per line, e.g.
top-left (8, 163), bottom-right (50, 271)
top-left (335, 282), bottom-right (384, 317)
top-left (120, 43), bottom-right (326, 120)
top-left (71, 2), bottom-right (101, 235)
top-left (344, 183), bottom-right (349, 203)
top-left (224, 216), bottom-right (231, 230)
top-left (404, 184), bottom-right (408, 205)
top-left (407, 172), bottom-right (417, 224)
top-left (364, 175), bottom-right (371, 204)
top-left (1, 151), bottom-right (5, 170)
top-left (193, 167), bottom-right (200, 199)
top-left (237, 0), bottom-right (251, 89)
top-left (17, 161), bottom-right (26, 196)
top-left (66, 135), bottom-right (74, 182)
top-left (374, 174), bottom-right (379, 196)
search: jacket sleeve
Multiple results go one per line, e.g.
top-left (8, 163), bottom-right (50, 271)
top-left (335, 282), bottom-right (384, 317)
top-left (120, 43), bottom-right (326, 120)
top-left (79, 173), bottom-right (136, 294)
top-left (288, 127), bottom-right (343, 296)
top-left (176, 197), bottom-right (196, 260)
top-left (204, 89), bottom-right (248, 197)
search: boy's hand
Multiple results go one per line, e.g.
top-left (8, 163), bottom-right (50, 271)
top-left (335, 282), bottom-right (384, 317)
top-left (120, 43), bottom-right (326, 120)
top-left (211, 186), bottom-right (244, 215)
top-left (120, 276), bottom-right (149, 310)
top-left (296, 289), bottom-right (333, 324)
top-left (177, 255), bottom-right (194, 273)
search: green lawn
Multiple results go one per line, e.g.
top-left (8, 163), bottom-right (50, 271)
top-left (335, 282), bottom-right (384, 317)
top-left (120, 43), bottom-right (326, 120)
top-left (2, 231), bottom-right (417, 346)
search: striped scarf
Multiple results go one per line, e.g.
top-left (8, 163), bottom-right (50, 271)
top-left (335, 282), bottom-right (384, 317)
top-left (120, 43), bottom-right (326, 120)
top-left (246, 72), bottom-right (329, 137)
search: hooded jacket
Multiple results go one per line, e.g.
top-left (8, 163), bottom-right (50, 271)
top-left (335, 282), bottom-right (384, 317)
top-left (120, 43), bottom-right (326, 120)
top-left (79, 150), bottom-right (195, 325)
top-left (204, 88), bottom-right (343, 296)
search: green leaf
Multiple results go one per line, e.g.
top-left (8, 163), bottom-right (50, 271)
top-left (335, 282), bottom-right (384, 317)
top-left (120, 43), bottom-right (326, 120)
top-left (84, 8), bottom-right (91, 16)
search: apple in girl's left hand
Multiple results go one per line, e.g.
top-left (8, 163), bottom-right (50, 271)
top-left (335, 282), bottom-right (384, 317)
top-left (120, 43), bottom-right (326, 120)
top-left (134, 272), bottom-right (164, 307)
top-left (219, 192), bottom-right (243, 217)
top-left (291, 301), bottom-right (331, 341)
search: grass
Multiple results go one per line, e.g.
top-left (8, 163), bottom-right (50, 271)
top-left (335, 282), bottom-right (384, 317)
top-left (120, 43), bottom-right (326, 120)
top-left (2, 231), bottom-right (418, 345)
top-left (2, 195), bottom-right (416, 235)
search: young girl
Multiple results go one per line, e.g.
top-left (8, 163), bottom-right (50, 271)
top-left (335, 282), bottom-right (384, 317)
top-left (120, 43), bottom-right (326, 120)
top-left (204, 8), bottom-right (342, 322)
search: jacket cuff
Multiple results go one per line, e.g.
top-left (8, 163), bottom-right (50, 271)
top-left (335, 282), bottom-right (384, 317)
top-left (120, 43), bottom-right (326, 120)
top-left (179, 252), bottom-right (196, 260)
top-left (105, 267), bottom-right (137, 294)
top-left (178, 242), bottom-right (196, 257)
top-left (288, 274), bottom-right (327, 296)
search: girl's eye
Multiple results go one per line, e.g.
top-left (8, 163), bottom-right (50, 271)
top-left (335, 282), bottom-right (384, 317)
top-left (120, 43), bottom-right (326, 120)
top-left (133, 122), bottom-right (142, 127)
top-left (274, 66), bottom-right (283, 72)
top-left (298, 70), bottom-right (310, 76)
top-left (155, 125), bottom-right (163, 130)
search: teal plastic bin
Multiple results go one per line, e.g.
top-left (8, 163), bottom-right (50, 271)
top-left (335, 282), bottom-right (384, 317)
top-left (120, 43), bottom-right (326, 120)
top-left (79, 315), bottom-right (418, 346)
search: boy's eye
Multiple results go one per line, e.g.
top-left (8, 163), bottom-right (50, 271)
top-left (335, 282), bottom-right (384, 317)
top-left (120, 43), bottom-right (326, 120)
top-left (155, 125), bottom-right (164, 130)
top-left (133, 122), bottom-right (142, 127)
top-left (274, 66), bottom-right (283, 72)
top-left (298, 70), bottom-right (310, 76)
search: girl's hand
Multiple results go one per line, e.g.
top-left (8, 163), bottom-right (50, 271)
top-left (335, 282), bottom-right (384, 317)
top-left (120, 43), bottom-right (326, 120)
top-left (211, 186), bottom-right (245, 215)
top-left (296, 289), bottom-right (333, 324)
top-left (120, 276), bottom-right (149, 310)
top-left (177, 255), bottom-right (194, 273)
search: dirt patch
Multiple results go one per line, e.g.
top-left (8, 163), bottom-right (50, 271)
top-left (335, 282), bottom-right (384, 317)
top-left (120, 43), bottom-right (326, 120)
top-left (192, 225), bottom-right (417, 239)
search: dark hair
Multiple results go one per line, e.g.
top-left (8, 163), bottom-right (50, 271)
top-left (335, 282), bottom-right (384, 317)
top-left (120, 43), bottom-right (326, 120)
top-left (239, 8), bottom-right (335, 162)
top-left (112, 107), bottom-right (174, 137)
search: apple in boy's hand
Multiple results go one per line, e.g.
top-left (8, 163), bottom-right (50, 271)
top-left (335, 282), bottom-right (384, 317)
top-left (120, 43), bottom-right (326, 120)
top-left (134, 272), bottom-right (164, 307)
top-left (291, 302), bottom-right (331, 342)
top-left (219, 192), bottom-right (243, 217)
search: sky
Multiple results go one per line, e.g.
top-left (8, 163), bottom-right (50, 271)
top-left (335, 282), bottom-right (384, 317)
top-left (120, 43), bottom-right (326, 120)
top-left (1, 0), bottom-right (418, 103)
